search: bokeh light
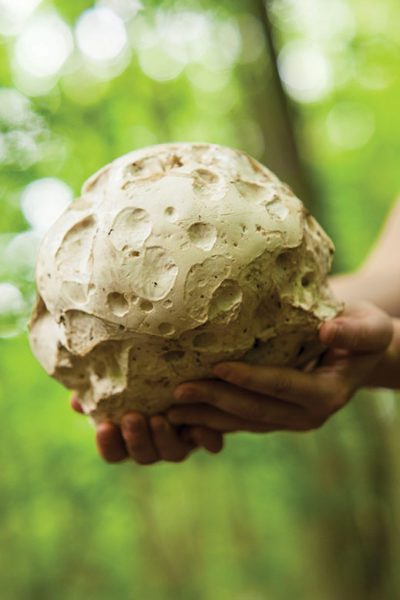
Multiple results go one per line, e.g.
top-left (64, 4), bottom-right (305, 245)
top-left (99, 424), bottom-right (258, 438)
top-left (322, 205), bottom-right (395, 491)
top-left (21, 178), bottom-right (73, 235)
top-left (132, 10), bottom-right (241, 82)
top-left (157, 11), bottom-right (212, 63)
top-left (14, 11), bottom-right (73, 78)
top-left (0, 0), bottom-right (42, 36)
top-left (76, 7), bottom-right (128, 63)
top-left (3, 230), bottom-right (41, 283)
top-left (98, 0), bottom-right (142, 21)
top-left (278, 41), bottom-right (332, 102)
top-left (271, 0), bottom-right (355, 46)
top-left (0, 88), bottom-right (46, 167)
top-left (0, 281), bottom-right (26, 338)
top-left (201, 20), bottom-right (242, 72)
top-left (0, 87), bottom-right (32, 126)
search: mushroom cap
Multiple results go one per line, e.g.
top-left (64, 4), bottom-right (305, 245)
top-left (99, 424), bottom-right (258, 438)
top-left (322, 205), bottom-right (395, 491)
top-left (29, 143), bottom-right (341, 422)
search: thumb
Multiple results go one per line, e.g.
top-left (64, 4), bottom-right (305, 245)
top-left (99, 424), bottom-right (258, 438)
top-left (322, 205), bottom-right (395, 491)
top-left (320, 312), bottom-right (393, 354)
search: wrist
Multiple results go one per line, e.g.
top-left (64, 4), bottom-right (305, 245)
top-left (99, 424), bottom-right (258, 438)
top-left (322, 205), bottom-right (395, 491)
top-left (329, 271), bottom-right (364, 305)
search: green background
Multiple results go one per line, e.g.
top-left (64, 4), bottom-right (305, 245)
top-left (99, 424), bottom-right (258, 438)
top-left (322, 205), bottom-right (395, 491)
top-left (1, 0), bottom-right (400, 598)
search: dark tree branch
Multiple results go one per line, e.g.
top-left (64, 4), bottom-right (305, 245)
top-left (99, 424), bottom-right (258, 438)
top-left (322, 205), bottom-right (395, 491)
top-left (241, 0), bottom-right (316, 210)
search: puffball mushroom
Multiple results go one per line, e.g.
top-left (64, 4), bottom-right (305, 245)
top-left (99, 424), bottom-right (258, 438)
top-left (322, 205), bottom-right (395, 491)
top-left (29, 143), bottom-right (341, 424)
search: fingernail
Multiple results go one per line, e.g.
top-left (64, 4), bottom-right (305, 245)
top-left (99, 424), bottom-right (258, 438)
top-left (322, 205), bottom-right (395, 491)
top-left (174, 386), bottom-right (195, 401)
top-left (174, 385), bottom-right (204, 402)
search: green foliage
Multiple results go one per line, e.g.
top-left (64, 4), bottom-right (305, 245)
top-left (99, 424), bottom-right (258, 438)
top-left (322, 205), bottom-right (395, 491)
top-left (1, 0), bottom-right (400, 598)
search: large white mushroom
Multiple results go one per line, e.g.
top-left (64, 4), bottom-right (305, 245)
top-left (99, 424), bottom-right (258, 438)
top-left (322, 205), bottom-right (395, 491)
top-left (29, 143), bottom-right (341, 423)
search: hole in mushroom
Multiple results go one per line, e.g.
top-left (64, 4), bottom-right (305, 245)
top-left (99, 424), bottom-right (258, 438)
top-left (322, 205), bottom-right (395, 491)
top-left (236, 180), bottom-right (269, 202)
top-left (107, 292), bottom-right (129, 317)
top-left (93, 360), bottom-right (106, 378)
top-left (164, 206), bottom-right (177, 221)
top-left (297, 345), bottom-right (306, 357)
top-left (109, 207), bottom-right (152, 251)
top-left (163, 350), bottom-right (185, 362)
top-left (188, 222), bottom-right (217, 251)
top-left (276, 251), bottom-right (293, 269)
top-left (301, 273), bottom-right (314, 287)
top-left (209, 279), bottom-right (243, 319)
top-left (158, 322), bottom-right (175, 336)
top-left (136, 247), bottom-right (178, 301)
top-left (56, 216), bottom-right (97, 281)
top-left (192, 332), bottom-right (217, 349)
top-left (192, 168), bottom-right (219, 188)
top-left (266, 198), bottom-right (289, 220)
top-left (168, 154), bottom-right (183, 168)
top-left (139, 299), bottom-right (154, 312)
top-left (163, 299), bottom-right (173, 309)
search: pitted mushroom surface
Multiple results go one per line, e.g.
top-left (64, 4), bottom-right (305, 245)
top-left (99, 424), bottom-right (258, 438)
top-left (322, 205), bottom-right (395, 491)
top-left (29, 143), bottom-right (341, 423)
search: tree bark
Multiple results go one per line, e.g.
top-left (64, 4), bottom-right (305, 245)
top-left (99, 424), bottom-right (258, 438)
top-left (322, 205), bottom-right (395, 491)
top-left (238, 0), bottom-right (316, 210)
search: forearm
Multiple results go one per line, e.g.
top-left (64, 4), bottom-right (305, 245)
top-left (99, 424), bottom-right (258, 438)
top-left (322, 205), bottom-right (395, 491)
top-left (329, 271), bottom-right (400, 317)
top-left (329, 272), bottom-right (370, 306)
top-left (329, 199), bottom-right (400, 317)
top-left (367, 318), bottom-right (400, 389)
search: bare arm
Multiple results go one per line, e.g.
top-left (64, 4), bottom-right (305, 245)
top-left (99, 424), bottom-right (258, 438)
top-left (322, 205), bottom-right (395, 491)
top-left (328, 198), bottom-right (400, 389)
top-left (330, 198), bottom-right (400, 316)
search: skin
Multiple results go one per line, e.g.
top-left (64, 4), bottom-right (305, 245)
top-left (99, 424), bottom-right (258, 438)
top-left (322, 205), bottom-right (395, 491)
top-left (72, 199), bottom-right (400, 465)
top-left (71, 397), bottom-right (223, 464)
top-left (168, 302), bottom-right (396, 434)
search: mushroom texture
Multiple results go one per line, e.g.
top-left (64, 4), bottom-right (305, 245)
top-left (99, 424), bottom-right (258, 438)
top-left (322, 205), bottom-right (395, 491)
top-left (29, 143), bottom-right (341, 424)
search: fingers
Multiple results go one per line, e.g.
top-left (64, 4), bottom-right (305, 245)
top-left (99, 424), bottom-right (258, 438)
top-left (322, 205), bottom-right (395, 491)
top-left (168, 404), bottom-right (275, 433)
top-left (173, 380), bottom-right (306, 427)
top-left (319, 305), bottom-right (393, 353)
top-left (99, 411), bottom-right (210, 466)
top-left (96, 422), bottom-right (128, 463)
top-left (180, 426), bottom-right (224, 453)
top-left (176, 363), bottom-right (325, 407)
top-left (70, 395), bottom-right (84, 414)
top-left (150, 415), bottom-right (195, 462)
top-left (211, 363), bottom-right (327, 405)
top-left (121, 412), bottom-right (159, 465)
top-left (94, 406), bottom-right (221, 465)
top-left (191, 427), bottom-right (224, 453)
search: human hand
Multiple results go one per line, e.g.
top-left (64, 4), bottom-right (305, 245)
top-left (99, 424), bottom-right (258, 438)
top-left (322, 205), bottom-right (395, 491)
top-left (167, 302), bottom-right (393, 434)
top-left (71, 398), bottom-right (223, 464)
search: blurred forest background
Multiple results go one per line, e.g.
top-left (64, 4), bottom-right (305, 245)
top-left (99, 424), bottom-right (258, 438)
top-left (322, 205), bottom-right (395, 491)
top-left (1, 0), bottom-right (400, 598)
